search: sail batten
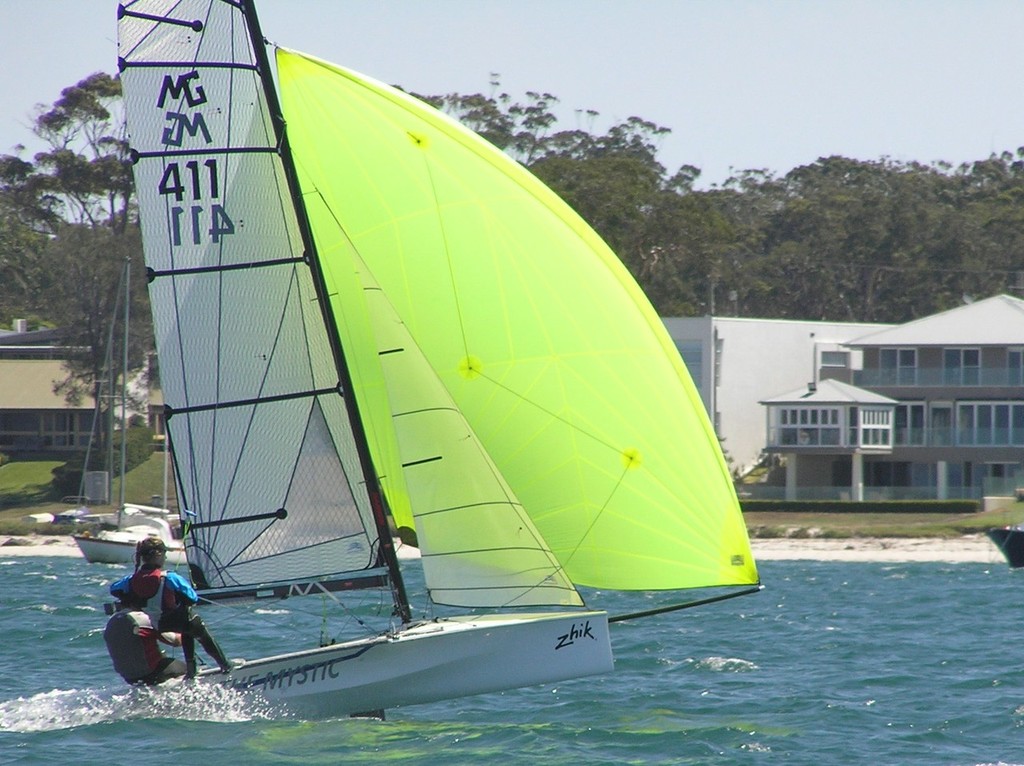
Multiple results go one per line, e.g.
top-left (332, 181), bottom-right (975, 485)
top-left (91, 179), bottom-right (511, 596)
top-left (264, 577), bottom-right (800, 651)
top-left (166, 386), bottom-right (341, 417)
top-left (148, 256), bottom-right (306, 279)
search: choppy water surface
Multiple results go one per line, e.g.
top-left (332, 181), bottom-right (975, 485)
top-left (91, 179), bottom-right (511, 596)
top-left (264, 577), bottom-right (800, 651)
top-left (2, 554), bottom-right (1024, 765)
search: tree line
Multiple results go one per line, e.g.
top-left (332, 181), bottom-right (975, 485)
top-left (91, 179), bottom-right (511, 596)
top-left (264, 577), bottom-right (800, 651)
top-left (3, 72), bottom-right (1024, 406)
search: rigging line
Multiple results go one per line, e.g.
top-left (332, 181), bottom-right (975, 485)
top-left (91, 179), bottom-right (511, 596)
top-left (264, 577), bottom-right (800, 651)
top-left (607, 584), bottom-right (764, 623)
top-left (195, 585), bottom-right (386, 645)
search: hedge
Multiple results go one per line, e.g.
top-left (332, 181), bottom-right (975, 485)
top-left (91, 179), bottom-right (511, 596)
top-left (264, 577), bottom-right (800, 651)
top-left (740, 499), bottom-right (980, 515)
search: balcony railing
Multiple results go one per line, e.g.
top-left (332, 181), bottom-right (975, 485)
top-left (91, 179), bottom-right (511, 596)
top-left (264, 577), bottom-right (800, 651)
top-left (767, 427), bottom-right (891, 450)
top-left (854, 367), bottom-right (1024, 387)
top-left (769, 425), bottom-right (1024, 449)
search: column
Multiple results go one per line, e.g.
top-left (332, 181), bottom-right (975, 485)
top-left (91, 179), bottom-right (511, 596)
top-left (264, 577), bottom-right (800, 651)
top-left (852, 452), bottom-right (864, 502)
top-left (937, 460), bottom-right (948, 501)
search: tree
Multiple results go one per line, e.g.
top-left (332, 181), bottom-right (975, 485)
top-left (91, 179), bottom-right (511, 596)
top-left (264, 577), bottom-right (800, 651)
top-left (28, 72), bottom-right (132, 233)
top-left (0, 72), bottom-right (144, 475)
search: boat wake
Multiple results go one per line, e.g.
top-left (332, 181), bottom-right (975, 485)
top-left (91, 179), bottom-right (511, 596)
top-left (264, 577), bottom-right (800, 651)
top-left (0, 682), bottom-right (279, 732)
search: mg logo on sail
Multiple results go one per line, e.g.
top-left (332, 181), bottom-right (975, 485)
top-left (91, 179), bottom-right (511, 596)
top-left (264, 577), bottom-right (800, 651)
top-left (157, 71), bottom-right (207, 108)
top-left (156, 71), bottom-right (213, 147)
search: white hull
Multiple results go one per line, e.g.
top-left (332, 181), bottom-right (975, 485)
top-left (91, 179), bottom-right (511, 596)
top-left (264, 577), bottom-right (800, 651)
top-left (73, 532), bottom-right (186, 566)
top-left (201, 611), bottom-right (612, 718)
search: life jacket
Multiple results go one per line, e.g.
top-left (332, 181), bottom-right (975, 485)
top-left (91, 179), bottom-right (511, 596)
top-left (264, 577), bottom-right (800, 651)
top-left (128, 567), bottom-right (176, 628)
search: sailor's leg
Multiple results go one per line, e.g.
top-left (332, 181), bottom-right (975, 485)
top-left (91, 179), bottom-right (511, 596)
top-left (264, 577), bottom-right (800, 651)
top-left (185, 610), bottom-right (231, 672)
top-left (181, 633), bottom-right (197, 678)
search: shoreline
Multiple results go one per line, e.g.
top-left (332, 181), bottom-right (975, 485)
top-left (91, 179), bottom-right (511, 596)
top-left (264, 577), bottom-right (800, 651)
top-left (749, 533), bottom-right (1000, 563)
top-left (0, 533), bottom-right (1006, 564)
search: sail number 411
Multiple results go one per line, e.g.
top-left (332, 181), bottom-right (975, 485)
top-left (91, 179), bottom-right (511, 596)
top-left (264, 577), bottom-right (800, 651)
top-left (159, 159), bottom-right (235, 245)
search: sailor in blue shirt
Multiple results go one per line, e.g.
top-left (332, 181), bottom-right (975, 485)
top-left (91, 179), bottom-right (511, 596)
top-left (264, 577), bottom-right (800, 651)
top-left (109, 537), bottom-right (231, 676)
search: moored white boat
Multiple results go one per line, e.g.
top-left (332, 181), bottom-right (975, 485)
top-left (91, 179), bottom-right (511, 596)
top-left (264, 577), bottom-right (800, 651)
top-left (73, 527), bottom-right (186, 565)
top-left (73, 504), bottom-right (185, 565)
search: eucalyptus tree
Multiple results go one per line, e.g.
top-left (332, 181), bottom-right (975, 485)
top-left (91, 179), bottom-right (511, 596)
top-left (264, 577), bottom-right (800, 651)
top-left (0, 72), bottom-right (148, 470)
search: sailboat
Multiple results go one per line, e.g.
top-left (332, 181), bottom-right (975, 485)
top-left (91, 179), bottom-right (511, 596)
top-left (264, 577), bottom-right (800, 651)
top-left (74, 503), bottom-right (186, 565)
top-left (116, 0), bottom-right (760, 718)
top-left (986, 526), bottom-right (1024, 568)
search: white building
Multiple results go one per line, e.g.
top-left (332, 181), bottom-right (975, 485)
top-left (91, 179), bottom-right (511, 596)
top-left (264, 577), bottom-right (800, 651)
top-left (662, 316), bottom-right (891, 474)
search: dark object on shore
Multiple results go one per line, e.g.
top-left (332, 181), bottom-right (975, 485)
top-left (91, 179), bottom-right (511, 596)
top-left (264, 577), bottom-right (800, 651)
top-left (1, 537), bottom-right (37, 547)
top-left (987, 526), bottom-right (1024, 568)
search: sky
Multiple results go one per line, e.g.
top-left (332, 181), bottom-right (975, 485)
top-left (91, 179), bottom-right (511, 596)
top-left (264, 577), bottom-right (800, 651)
top-left (2, 0), bottom-right (1023, 189)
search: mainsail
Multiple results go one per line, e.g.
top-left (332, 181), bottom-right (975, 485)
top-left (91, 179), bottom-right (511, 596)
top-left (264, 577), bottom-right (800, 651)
top-left (118, 0), bottom-right (397, 600)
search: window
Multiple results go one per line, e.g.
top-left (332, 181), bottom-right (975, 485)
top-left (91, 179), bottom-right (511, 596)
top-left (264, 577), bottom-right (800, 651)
top-left (859, 407), bottom-right (892, 447)
top-left (944, 348), bottom-right (980, 385)
top-left (880, 348), bottom-right (917, 385)
top-left (1010, 349), bottom-right (1024, 386)
top-left (957, 402), bottom-right (1023, 445)
top-left (895, 404), bottom-right (925, 445)
top-left (676, 342), bottom-right (702, 387)
top-left (821, 351), bottom-right (849, 368)
top-left (777, 406), bottom-right (842, 446)
top-left (0, 412), bottom-right (38, 431)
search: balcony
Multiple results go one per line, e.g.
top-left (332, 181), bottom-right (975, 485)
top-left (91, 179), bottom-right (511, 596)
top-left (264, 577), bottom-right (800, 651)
top-left (766, 426), bottom-right (891, 452)
top-left (854, 367), bottom-right (1024, 387)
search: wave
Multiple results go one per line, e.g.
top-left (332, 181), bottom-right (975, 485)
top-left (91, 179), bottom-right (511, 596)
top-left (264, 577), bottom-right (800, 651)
top-left (0, 681), bottom-right (280, 732)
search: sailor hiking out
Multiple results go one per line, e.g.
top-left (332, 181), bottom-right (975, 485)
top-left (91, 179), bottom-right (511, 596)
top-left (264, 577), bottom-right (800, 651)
top-left (103, 591), bottom-right (187, 686)
top-left (107, 537), bottom-right (231, 680)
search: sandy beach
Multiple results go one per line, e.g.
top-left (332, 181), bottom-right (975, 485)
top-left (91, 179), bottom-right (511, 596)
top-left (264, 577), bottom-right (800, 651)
top-left (0, 536), bottom-right (83, 557)
top-left (749, 534), bottom-right (1001, 564)
top-left (0, 533), bottom-right (1006, 564)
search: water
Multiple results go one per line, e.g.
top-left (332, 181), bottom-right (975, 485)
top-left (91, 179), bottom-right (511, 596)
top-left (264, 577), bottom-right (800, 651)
top-left (2, 555), bottom-right (1024, 765)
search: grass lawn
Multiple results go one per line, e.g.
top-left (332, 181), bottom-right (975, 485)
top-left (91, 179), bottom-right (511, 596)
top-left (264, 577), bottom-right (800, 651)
top-left (0, 452), bottom-right (176, 526)
top-left (744, 503), bottom-right (1024, 538)
top-left (0, 458), bottom-right (64, 509)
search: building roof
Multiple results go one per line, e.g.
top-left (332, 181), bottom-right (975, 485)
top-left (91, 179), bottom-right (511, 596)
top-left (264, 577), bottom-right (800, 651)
top-left (845, 294), bottom-right (1024, 347)
top-left (760, 378), bottom-right (897, 406)
top-left (0, 359), bottom-right (95, 410)
top-left (0, 325), bottom-right (64, 346)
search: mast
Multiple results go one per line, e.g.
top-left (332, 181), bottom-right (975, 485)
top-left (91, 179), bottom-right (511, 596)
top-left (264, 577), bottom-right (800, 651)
top-left (239, 0), bottom-right (411, 622)
top-left (118, 257), bottom-right (130, 512)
